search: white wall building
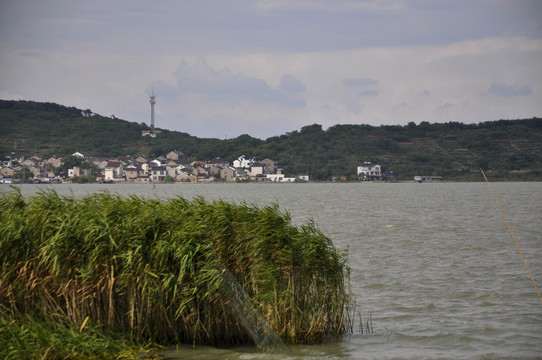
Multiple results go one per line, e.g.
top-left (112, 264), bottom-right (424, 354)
top-left (233, 155), bottom-right (256, 169)
top-left (266, 174), bottom-right (296, 182)
top-left (357, 162), bottom-right (382, 180)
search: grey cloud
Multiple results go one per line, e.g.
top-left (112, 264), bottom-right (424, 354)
top-left (359, 89), bottom-right (378, 97)
top-left (148, 81), bottom-right (179, 99)
top-left (4, 1), bottom-right (542, 56)
top-left (175, 58), bottom-right (271, 98)
top-left (439, 102), bottom-right (455, 110)
top-left (280, 74), bottom-right (306, 92)
top-left (343, 77), bottom-right (378, 87)
top-left (420, 90), bottom-right (431, 96)
top-left (487, 82), bottom-right (532, 97)
top-left (161, 58), bottom-right (305, 108)
top-left (280, 97), bottom-right (306, 108)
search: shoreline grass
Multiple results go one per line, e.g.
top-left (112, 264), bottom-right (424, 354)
top-left (0, 189), bottom-right (352, 355)
top-left (0, 312), bottom-right (160, 360)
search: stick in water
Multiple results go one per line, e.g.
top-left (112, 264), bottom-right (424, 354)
top-left (481, 168), bottom-right (542, 304)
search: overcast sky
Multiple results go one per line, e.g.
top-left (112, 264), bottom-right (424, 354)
top-left (1, 0), bottom-right (541, 139)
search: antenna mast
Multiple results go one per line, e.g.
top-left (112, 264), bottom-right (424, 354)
top-left (149, 91), bottom-right (156, 135)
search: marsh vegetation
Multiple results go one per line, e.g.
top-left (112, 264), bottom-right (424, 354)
top-left (0, 189), bottom-right (351, 358)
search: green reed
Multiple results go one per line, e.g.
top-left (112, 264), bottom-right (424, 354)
top-left (0, 189), bottom-right (352, 347)
top-left (0, 312), bottom-right (159, 360)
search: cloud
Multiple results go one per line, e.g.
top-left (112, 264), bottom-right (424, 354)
top-left (175, 58), bottom-right (270, 97)
top-left (164, 58), bottom-right (306, 108)
top-left (487, 82), bottom-right (532, 97)
top-left (279, 74), bottom-right (306, 92)
top-left (342, 77), bottom-right (378, 87)
top-left (438, 102), bottom-right (455, 110)
top-left (358, 89), bottom-right (378, 97)
top-left (419, 90), bottom-right (431, 96)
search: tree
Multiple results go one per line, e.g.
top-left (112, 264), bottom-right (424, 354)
top-left (56, 155), bottom-right (82, 177)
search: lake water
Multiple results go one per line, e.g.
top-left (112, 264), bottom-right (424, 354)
top-left (2, 182), bottom-right (541, 359)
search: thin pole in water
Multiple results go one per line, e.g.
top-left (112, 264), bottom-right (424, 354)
top-left (481, 168), bottom-right (542, 305)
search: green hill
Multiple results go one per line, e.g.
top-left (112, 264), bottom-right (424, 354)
top-left (1, 99), bottom-right (541, 181)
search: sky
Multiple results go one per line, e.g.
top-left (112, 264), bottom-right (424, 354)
top-left (1, 0), bottom-right (541, 139)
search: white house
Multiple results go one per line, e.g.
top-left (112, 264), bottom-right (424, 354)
top-left (1, 157), bottom-right (13, 168)
top-left (151, 158), bottom-right (166, 166)
top-left (233, 155), bottom-right (256, 169)
top-left (266, 174), bottom-right (296, 182)
top-left (357, 162), bottom-right (382, 180)
top-left (73, 151), bottom-right (91, 160)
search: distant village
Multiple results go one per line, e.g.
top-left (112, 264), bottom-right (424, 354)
top-left (0, 151), bottom-right (397, 184)
top-left (1, 151), bottom-right (310, 184)
top-left (0, 95), bottom-right (444, 184)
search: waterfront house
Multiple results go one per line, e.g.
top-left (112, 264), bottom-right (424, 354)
top-left (220, 166), bottom-right (236, 182)
top-left (357, 162), bottom-right (382, 180)
top-left (68, 166), bottom-right (91, 178)
top-left (104, 161), bottom-right (124, 182)
top-left (151, 166), bottom-right (167, 182)
top-left (248, 163), bottom-right (265, 179)
top-left (125, 165), bottom-right (145, 181)
top-left (261, 158), bottom-right (277, 174)
top-left (413, 175), bottom-right (444, 182)
top-left (208, 164), bottom-right (224, 177)
top-left (175, 169), bottom-right (192, 182)
top-left (136, 175), bottom-right (151, 183)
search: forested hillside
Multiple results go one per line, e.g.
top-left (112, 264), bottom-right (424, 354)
top-left (1, 100), bottom-right (541, 181)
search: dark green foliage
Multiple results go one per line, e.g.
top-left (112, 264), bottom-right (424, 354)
top-left (1, 100), bottom-right (541, 181)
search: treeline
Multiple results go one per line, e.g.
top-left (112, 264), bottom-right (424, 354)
top-left (1, 100), bottom-right (541, 181)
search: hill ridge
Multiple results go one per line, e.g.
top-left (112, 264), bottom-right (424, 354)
top-left (1, 99), bottom-right (541, 181)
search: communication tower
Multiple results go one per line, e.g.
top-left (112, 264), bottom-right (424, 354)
top-left (142, 91), bottom-right (161, 137)
top-left (150, 91), bottom-right (156, 135)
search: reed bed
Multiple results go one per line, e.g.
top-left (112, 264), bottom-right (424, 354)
top-left (0, 189), bottom-right (352, 347)
top-left (0, 312), bottom-right (159, 360)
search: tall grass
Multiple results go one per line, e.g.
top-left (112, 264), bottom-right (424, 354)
top-left (0, 189), bottom-right (352, 347)
top-left (0, 312), bottom-right (159, 360)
